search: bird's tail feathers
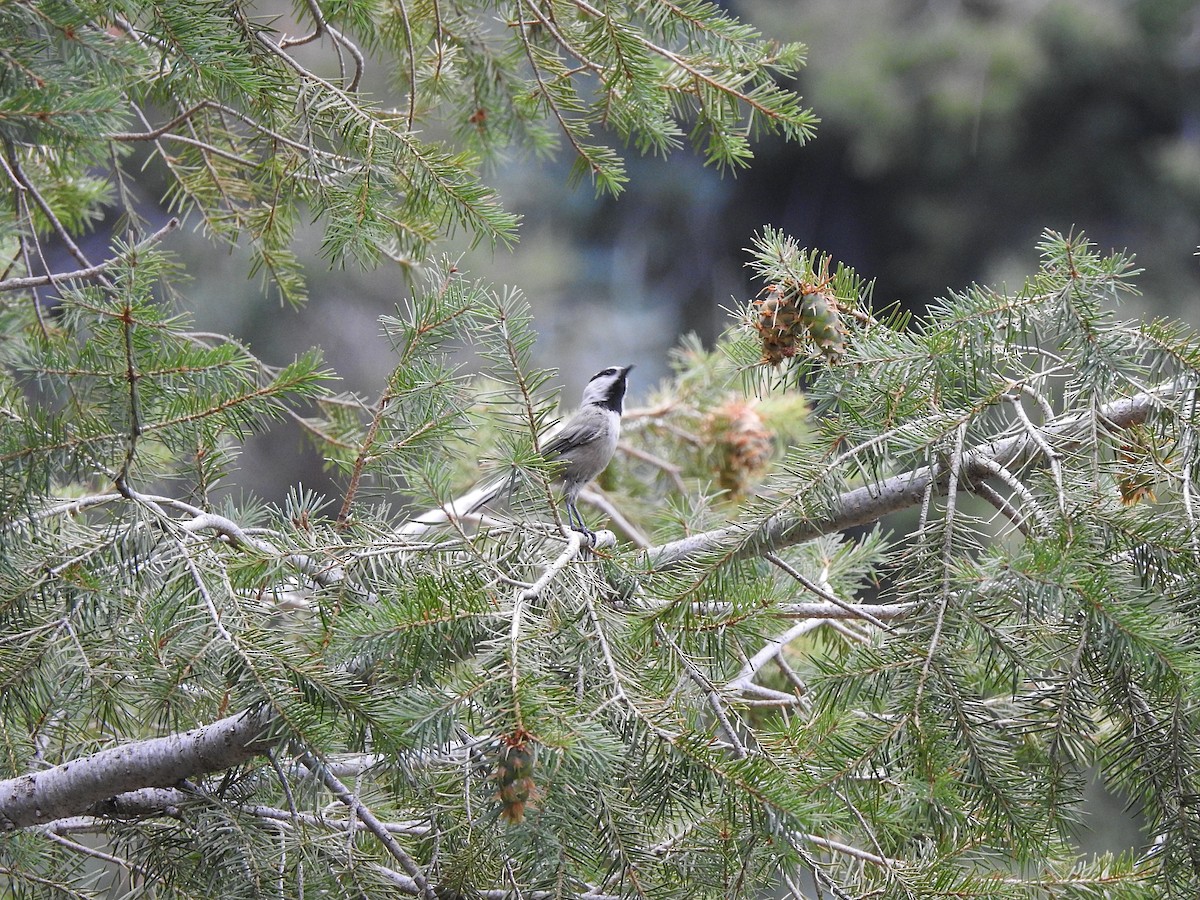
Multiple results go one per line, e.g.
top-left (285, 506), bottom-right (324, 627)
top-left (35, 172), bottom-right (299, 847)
top-left (396, 471), bottom-right (517, 537)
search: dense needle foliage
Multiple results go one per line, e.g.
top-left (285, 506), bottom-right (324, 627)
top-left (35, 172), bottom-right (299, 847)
top-left (2, 2), bottom-right (1200, 898)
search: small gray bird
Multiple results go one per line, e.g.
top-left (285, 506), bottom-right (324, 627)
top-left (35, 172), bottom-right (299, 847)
top-left (540, 364), bottom-right (633, 534)
top-left (399, 365), bottom-right (634, 537)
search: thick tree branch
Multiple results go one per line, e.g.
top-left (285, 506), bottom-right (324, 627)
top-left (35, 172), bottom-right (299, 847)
top-left (643, 389), bottom-right (1163, 570)
top-left (0, 707), bottom-right (277, 831)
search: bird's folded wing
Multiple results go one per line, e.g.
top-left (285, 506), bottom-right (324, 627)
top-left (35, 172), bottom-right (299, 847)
top-left (541, 419), bottom-right (603, 457)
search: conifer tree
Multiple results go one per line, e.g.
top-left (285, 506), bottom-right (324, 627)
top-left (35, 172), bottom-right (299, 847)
top-left (2, 2), bottom-right (1200, 898)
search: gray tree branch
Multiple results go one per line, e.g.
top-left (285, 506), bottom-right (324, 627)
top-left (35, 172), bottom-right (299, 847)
top-left (643, 389), bottom-right (1164, 570)
top-left (0, 707), bottom-right (277, 830)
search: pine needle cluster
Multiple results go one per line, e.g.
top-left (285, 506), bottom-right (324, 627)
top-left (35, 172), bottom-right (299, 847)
top-left (4, 1), bottom-right (1200, 898)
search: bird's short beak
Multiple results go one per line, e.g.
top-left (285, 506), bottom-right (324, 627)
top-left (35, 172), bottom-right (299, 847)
top-left (622, 364), bottom-right (635, 375)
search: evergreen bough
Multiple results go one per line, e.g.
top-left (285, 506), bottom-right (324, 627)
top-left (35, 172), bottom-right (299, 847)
top-left (2, 1), bottom-right (1199, 898)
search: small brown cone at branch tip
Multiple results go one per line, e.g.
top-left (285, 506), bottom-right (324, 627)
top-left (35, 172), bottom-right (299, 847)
top-left (752, 285), bottom-right (800, 365)
top-left (798, 283), bottom-right (846, 362)
top-left (706, 398), bottom-right (775, 499)
top-left (750, 268), bottom-right (847, 365)
top-left (495, 730), bottom-right (538, 824)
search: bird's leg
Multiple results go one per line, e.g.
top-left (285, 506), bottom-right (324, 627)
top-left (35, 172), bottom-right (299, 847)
top-left (565, 497), bottom-right (593, 538)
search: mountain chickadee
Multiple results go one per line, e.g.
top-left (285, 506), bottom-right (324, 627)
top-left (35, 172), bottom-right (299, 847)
top-left (399, 364), bottom-right (633, 537)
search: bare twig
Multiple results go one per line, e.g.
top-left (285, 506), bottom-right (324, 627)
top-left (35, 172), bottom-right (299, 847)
top-left (280, 0), bottom-right (366, 91)
top-left (300, 751), bottom-right (435, 899)
top-left (579, 487), bottom-right (650, 547)
top-left (391, 0), bottom-right (419, 129)
top-left (2, 492), bottom-right (123, 529)
top-left (518, 530), bottom-right (586, 601)
top-left (654, 623), bottom-right (748, 756)
top-left (975, 480), bottom-right (1032, 537)
top-left (726, 619), bottom-right (824, 702)
top-left (766, 553), bottom-right (893, 631)
top-left (108, 103), bottom-right (214, 141)
top-left (971, 455), bottom-right (1047, 530)
top-left (802, 832), bottom-right (902, 868)
top-left (3, 143), bottom-right (111, 288)
top-left (42, 827), bottom-right (149, 876)
top-left (0, 218), bottom-right (180, 293)
top-left (618, 440), bottom-right (688, 493)
top-left (131, 491), bottom-right (347, 589)
top-left (1004, 388), bottom-right (1067, 517)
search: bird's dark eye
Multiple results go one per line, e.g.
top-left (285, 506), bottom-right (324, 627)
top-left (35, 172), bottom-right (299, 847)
top-left (594, 367), bottom-right (616, 379)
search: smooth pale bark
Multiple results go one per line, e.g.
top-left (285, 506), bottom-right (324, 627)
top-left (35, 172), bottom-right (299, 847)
top-left (644, 390), bottom-right (1160, 570)
top-left (0, 707), bottom-right (276, 830)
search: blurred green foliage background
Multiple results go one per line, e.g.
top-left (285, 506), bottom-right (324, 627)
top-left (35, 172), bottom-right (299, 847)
top-left (457, 0), bottom-right (1200, 387)
top-left (149, 0), bottom-right (1200, 515)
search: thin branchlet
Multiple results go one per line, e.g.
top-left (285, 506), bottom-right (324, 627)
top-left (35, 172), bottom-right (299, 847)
top-left (1, 6), bottom-right (1196, 892)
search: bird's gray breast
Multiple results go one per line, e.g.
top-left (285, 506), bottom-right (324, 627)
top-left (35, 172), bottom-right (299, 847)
top-left (561, 424), bottom-right (619, 484)
top-left (549, 408), bottom-right (620, 488)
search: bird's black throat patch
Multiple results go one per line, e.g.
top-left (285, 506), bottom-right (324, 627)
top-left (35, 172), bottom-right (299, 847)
top-left (593, 372), bottom-right (628, 412)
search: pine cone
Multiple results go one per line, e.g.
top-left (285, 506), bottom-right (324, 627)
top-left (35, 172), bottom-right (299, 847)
top-left (706, 398), bottom-right (775, 498)
top-left (753, 285), bottom-right (800, 365)
top-left (797, 283), bottom-right (846, 362)
top-left (751, 277), bottom-right (847, 365)
top-left (494, 730), bottom-right (538, 824)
